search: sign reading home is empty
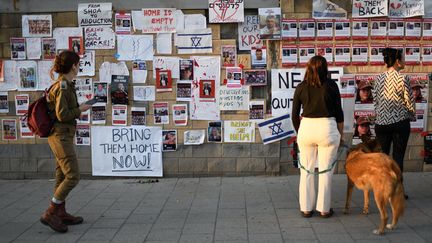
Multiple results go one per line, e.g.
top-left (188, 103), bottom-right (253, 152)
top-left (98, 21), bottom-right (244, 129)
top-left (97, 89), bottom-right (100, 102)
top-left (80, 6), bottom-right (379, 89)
top-left (91, 126), bottom-right (163, 177)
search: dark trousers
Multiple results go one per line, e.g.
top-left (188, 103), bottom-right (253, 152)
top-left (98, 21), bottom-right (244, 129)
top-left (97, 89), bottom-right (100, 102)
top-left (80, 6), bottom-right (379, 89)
top-left (374, 119), bottom-right (410, 172)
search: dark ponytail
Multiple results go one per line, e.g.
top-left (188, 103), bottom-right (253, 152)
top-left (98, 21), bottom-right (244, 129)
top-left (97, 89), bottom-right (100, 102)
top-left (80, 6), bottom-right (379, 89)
top-left (382, 47), bottom-right (402, 68)
top-left (50, 50), bottom-right (80, 80)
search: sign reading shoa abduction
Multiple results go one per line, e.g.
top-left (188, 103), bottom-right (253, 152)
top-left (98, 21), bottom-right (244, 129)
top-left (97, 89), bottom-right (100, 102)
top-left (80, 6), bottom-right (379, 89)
top-left (271, 67), bottom-right (343, 117)
top-left (91, 126), bottom-right (163, 177)
top-left (78, 3), bottom-right (113, 27)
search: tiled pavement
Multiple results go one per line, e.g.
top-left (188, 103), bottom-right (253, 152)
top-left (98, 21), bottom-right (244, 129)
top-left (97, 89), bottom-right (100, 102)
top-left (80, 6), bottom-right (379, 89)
top-left (0, 172), bottom-right (431, 243)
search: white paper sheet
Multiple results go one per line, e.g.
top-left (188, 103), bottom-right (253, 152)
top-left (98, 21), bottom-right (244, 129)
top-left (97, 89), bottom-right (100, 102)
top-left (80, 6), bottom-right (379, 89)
top-left (53, 27), bottom-right (83, 50)
top-left (25, 38), bottom-right (42, 59)
top-left (84, 26), bottom-right (116, 49)
top-left (132, 60), bottom-right (147, 83)
top-left (153, 56), bottom-right (180, 79)
top-left (99, 61), bottom-right (129, 83)
top-left (131, 10), bottom-right (145, 31)
top-left (77, 51), bottom-right (95, 77)
top-left (22, 15), bottom-right (52, 38)
top-left (0, 61), bottom-right (18, 91)
top-left (116, 35), bottom-right (154, 61)
top-left (37, 60), bottom-right (56, 90)
top-left (174, 10), bottom-right (185, 31)
top-left (133, 86), bottom-right (155, 101)
top-left (184, 14), bottom-right (207, 29)
top-left (184, 130), bottom-right (206, 145)
top-left (156, 33), bottom-right (172, 54)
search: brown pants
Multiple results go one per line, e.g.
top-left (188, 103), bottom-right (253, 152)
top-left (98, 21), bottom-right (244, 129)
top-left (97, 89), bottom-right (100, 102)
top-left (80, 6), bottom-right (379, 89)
top-left (48, 125), bottom-right (79, 201)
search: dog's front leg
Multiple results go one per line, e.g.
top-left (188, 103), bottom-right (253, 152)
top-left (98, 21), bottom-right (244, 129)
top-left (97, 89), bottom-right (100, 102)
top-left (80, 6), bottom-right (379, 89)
top-left (363, 189), bottom-right (370, 214)
top-left (344, 178), bottom-right (354, 214)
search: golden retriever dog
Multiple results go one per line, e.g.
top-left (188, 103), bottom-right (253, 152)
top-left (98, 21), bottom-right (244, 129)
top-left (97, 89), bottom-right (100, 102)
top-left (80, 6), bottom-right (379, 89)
top-left (344, 137), bottom-right (405, 235)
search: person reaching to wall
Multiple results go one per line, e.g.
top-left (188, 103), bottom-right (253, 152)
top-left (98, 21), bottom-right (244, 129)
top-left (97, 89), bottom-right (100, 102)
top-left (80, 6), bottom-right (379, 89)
top-left (40, 50), bottom-right (92, 233)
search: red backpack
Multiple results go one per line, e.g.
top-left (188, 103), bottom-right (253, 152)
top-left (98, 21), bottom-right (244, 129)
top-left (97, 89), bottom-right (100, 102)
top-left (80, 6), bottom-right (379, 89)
top-left (26, 86), bottom-right (56, 137)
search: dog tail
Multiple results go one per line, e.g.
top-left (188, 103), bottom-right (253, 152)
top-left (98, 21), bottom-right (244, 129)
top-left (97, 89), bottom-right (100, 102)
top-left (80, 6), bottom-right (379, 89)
top-left (391, 179), bottom-right (406, 218)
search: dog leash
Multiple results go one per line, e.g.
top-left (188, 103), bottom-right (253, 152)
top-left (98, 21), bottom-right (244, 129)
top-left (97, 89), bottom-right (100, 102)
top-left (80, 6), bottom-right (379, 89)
top-left (297, 142), bottom-right (349, 175)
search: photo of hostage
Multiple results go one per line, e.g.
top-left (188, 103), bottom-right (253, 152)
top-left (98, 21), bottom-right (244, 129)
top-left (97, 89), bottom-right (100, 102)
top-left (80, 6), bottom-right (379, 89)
top-left (354, 116), bottom-right (372, 138)
top-left (356, 80), bottom-right (373, 103)
top-left (208, 126), bottom-right (222, 142)
top-left (411, 80), bottom-right (426, 103)
top-left (260, 14), bottom-right (280, 39)
top-left (111, 82), bottom-right (128, 104)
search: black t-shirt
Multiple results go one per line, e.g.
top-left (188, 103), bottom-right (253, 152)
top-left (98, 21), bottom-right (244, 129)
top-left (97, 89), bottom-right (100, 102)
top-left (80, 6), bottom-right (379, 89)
top-left (291, 79), bottom-right (344, 132)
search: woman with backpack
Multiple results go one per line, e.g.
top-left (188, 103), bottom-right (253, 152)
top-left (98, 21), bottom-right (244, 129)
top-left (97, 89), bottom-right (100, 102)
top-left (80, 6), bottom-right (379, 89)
top-left (40, 51), bottom-right (91, 233)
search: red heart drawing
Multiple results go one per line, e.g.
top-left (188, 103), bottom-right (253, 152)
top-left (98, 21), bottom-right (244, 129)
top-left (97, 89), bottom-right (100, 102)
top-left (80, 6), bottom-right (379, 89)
top-left (390, 3), bottom-right (402, 9)
top-left (86, 94), bottom-right (92, 100)
top-left (354, 2), bottom-right (362, 8)
top-left (210, 0), bottom-right (239, 21)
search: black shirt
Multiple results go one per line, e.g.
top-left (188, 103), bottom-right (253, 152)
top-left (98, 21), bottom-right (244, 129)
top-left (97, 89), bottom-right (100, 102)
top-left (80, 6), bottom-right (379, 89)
top-left (291, 79), bottom-right (344, 133)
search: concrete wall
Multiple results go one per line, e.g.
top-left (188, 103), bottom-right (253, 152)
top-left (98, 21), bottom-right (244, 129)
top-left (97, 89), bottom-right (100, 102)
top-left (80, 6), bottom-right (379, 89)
top-left (0, 0), bottom-right (431, 179)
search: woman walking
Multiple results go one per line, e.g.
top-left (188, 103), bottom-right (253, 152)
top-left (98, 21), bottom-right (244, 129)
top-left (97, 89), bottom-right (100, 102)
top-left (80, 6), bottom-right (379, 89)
top-left (40, 51), bottom-right (91, 233)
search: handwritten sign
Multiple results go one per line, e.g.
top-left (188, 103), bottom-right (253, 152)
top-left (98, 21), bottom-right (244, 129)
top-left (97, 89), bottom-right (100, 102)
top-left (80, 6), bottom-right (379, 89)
top-left (91, 126), bottom-right (163, 177)
top-left (224, 121), bottom-right (255, 143)
top-left (78, 3), bottom-right (112, 27)
top-left (78, 51), bottom-right (95, 77)
top-left (84, 26), bottom-right (115, 49)
top-left (352, 0), bottom-right (388, 18)
top-left (209, 0), bottom-right (244, 23)
top-left (238, 15), bottom-right (261, 51)
top-left (219, 86), bottom-right (249, 111)
top-left (389, 0), bottom-right (424, 17)
top-left (142, 8), bottom-right (176, 33)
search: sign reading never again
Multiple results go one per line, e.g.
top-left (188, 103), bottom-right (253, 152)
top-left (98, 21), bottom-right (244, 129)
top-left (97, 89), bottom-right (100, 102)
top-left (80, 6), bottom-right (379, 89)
top-left (270, 67), bottom-right (343, 117)
top-left (91, 126), bottom-right (163, 177)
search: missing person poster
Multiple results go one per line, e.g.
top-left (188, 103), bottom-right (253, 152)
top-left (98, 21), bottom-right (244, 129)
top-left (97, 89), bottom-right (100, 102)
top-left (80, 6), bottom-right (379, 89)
top-left (91, 126), bottom-right (163, 177)
top-left (115, 12), bottom-right (131, 35)
top-left (405, 44), bottom-right (421, 65)
top-left (15, 94), bottom-right (29, 115)
top-left (221, 45), bottom-right (237, 68)
top-left (111, 75), bottom-right (129, 104)
top-left (208, 121), bottom-right (222, 143)
top-left (299, 45), bottom-right (315, 65)
top-left (26, 38), bottom-right (42, 60)
top-left (249, 100), bottom-right (265, 121)
top-left (2, 119), bottom-right (17, 140)
top-left (352, 19), bottom-right (369, 40)
top-left (162, 130), bottom-right (177, 152)
top-left (42, 38), bottom-right (56, 60)
top-left (153, 102), bottom-right (169, 124)
top-left (388, 18), bottom-right (405, 40)
top-left (370, 18), bottom-right (387, 40)
top-left (298, 19), bottom-right (315, 40)
top-left (172, 104), bottom-right (188, 126)
top-left (370, 44), bottom-right (386, 65)
top-left (226, 67), bottom-right (242, 88)
top-left (0, 92), bottom-right (8, 113)
top-left (224, 121), bottom-right (255, 143)
top-left (334, 44), bottom-right (351, 66)
top-left (422, 44), bottom-right (432, 65)
top-left (10, 38), bottom-right (26, 60)
top-left (244, 70), bottom-right (267, 86)
top-left (282, 44), bottom-right (298, 67)
top-left (91, 103), bottom-right (106, 125)
top-left (281, 19), bottom-right (298, 41)
top-left (69, 36), bottom-right (84, 57)
top-left (156, 69), bottom-right (172, 92)
top-left (22, 15), bottom-right (52, 37)
top-left (351, 44), bottom-right (368, 65)
top-left (423, 19), bottom-right (432, 40)
top-left (93, 82), bottom-right (108, 103)
top-left (179, 59), bottom-right (193, 81)
top-left (20, 118), bottom-right (34, 138)
top-left (405, 18), bottom-right (422, 40)
top-left (316, 20), bottom-right (334, 40)
top-left (316, 44), bottom-right (334, 65)
top-left (131, 107), bottom-right (146, 126)
top-left (75, 124), bottom-right (90, 145)
top-left (112, 105), bottom-right (127, 126)
top-left (176, 81), bottom-right (192, 101)
top-left (258, 8), bottom-right (281, 40)
top-left (132, 60), bottom-right (147, 83)
top-left (17, 61), bottom-right (38, 91)
top-left (334, 20), bottom-right (350, 40)
top-left (74, 78), bottom-right (93, 104)
top-left (251, 45), bottom-right (267, 69)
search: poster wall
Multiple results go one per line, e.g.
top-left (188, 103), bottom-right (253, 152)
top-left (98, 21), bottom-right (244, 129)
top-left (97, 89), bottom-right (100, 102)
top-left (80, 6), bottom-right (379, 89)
top-left (91, 126), bottom-right (163, 177)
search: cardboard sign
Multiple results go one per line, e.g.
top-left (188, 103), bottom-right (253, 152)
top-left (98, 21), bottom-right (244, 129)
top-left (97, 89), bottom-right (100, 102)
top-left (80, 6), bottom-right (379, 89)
top-left (389, 0), bottom-right (424, 18)
top-left (78, 3), bottom-right (112, 27)
top-left (142, 8), bottom-right (176, 33)
top-left (84, 26), bottom-right (115, 49)
top-left (91, 126), bottom-right (163, 177)
top-left (209, 0), bottom-right (244, 23)
top-left (224, 121), bottom-right (255, 143)
top-left (352, 0), bottom-right (388, 18)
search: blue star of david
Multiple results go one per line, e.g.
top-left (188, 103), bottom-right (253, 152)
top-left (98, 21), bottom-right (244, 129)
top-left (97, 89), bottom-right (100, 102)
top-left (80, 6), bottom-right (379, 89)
top-left (191, 37), bottom-right (202, 47)
top-left (269, 122), bottom-right (283, 135)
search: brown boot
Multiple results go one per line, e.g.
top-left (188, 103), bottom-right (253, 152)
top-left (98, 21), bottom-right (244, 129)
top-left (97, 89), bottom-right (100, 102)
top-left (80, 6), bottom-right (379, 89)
top-left (40, 202), bottom-right (68, 233)
top-left (58, 201), bottom-right (83, 225)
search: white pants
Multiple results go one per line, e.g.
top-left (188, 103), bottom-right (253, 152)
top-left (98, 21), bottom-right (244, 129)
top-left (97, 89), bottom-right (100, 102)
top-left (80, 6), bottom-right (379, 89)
top-left (297, 117), bottom-right (340, 213)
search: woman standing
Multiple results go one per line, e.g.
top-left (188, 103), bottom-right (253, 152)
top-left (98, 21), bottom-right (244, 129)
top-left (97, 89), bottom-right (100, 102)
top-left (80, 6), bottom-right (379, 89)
top-left (292, 56), bottom-right (344, 218)
top-left (373, 48), bottom-right (415, 199)
top-left (40, 51), bottom-right (91, 233)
